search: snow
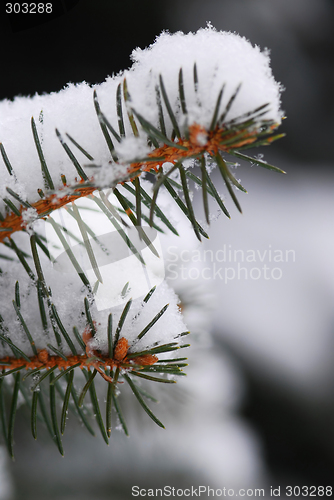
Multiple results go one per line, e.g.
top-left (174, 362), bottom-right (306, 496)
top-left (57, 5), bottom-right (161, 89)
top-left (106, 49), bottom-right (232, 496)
top-left (126, 24), bottom-right (283, 130)
top-left (90, 280), bottom-right (188, 355)
top-left (20, 207), bottom-right (38, 227)
top-left (114, 136), bottom-right (150, 163)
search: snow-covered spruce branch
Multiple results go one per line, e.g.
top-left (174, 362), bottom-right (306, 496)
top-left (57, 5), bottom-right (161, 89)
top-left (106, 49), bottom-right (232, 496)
top-left (0, 26), bottom-right (284, 457)
top-left (0, 25), bottom-right (284, 242)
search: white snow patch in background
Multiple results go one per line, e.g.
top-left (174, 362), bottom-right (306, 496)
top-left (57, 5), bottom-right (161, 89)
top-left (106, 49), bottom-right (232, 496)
top-left (199, 163), bottom-right (334, 401)
top-left (0, 447), bottom-right (13, 500)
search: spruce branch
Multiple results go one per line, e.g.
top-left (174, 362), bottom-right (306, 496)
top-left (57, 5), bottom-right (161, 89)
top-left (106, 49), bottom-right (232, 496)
top-left (0, 26), bottom-right (285, 457)
top-left (0, 292), bottom-right (188, 456)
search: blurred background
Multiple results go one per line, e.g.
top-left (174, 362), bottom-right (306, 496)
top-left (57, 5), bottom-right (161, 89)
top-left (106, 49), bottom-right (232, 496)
top-left (0, 0), bottom-right (334, 498)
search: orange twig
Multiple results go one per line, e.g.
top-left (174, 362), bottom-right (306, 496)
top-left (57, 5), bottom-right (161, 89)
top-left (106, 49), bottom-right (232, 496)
top-left (0, 335), bottom-right (158, 382)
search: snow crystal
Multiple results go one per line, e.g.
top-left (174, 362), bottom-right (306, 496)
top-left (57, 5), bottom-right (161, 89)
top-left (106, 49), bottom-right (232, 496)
top-left (21, 206), bottom-right (38, 225)
top-left (114, 136), bottom-right (150, 163)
